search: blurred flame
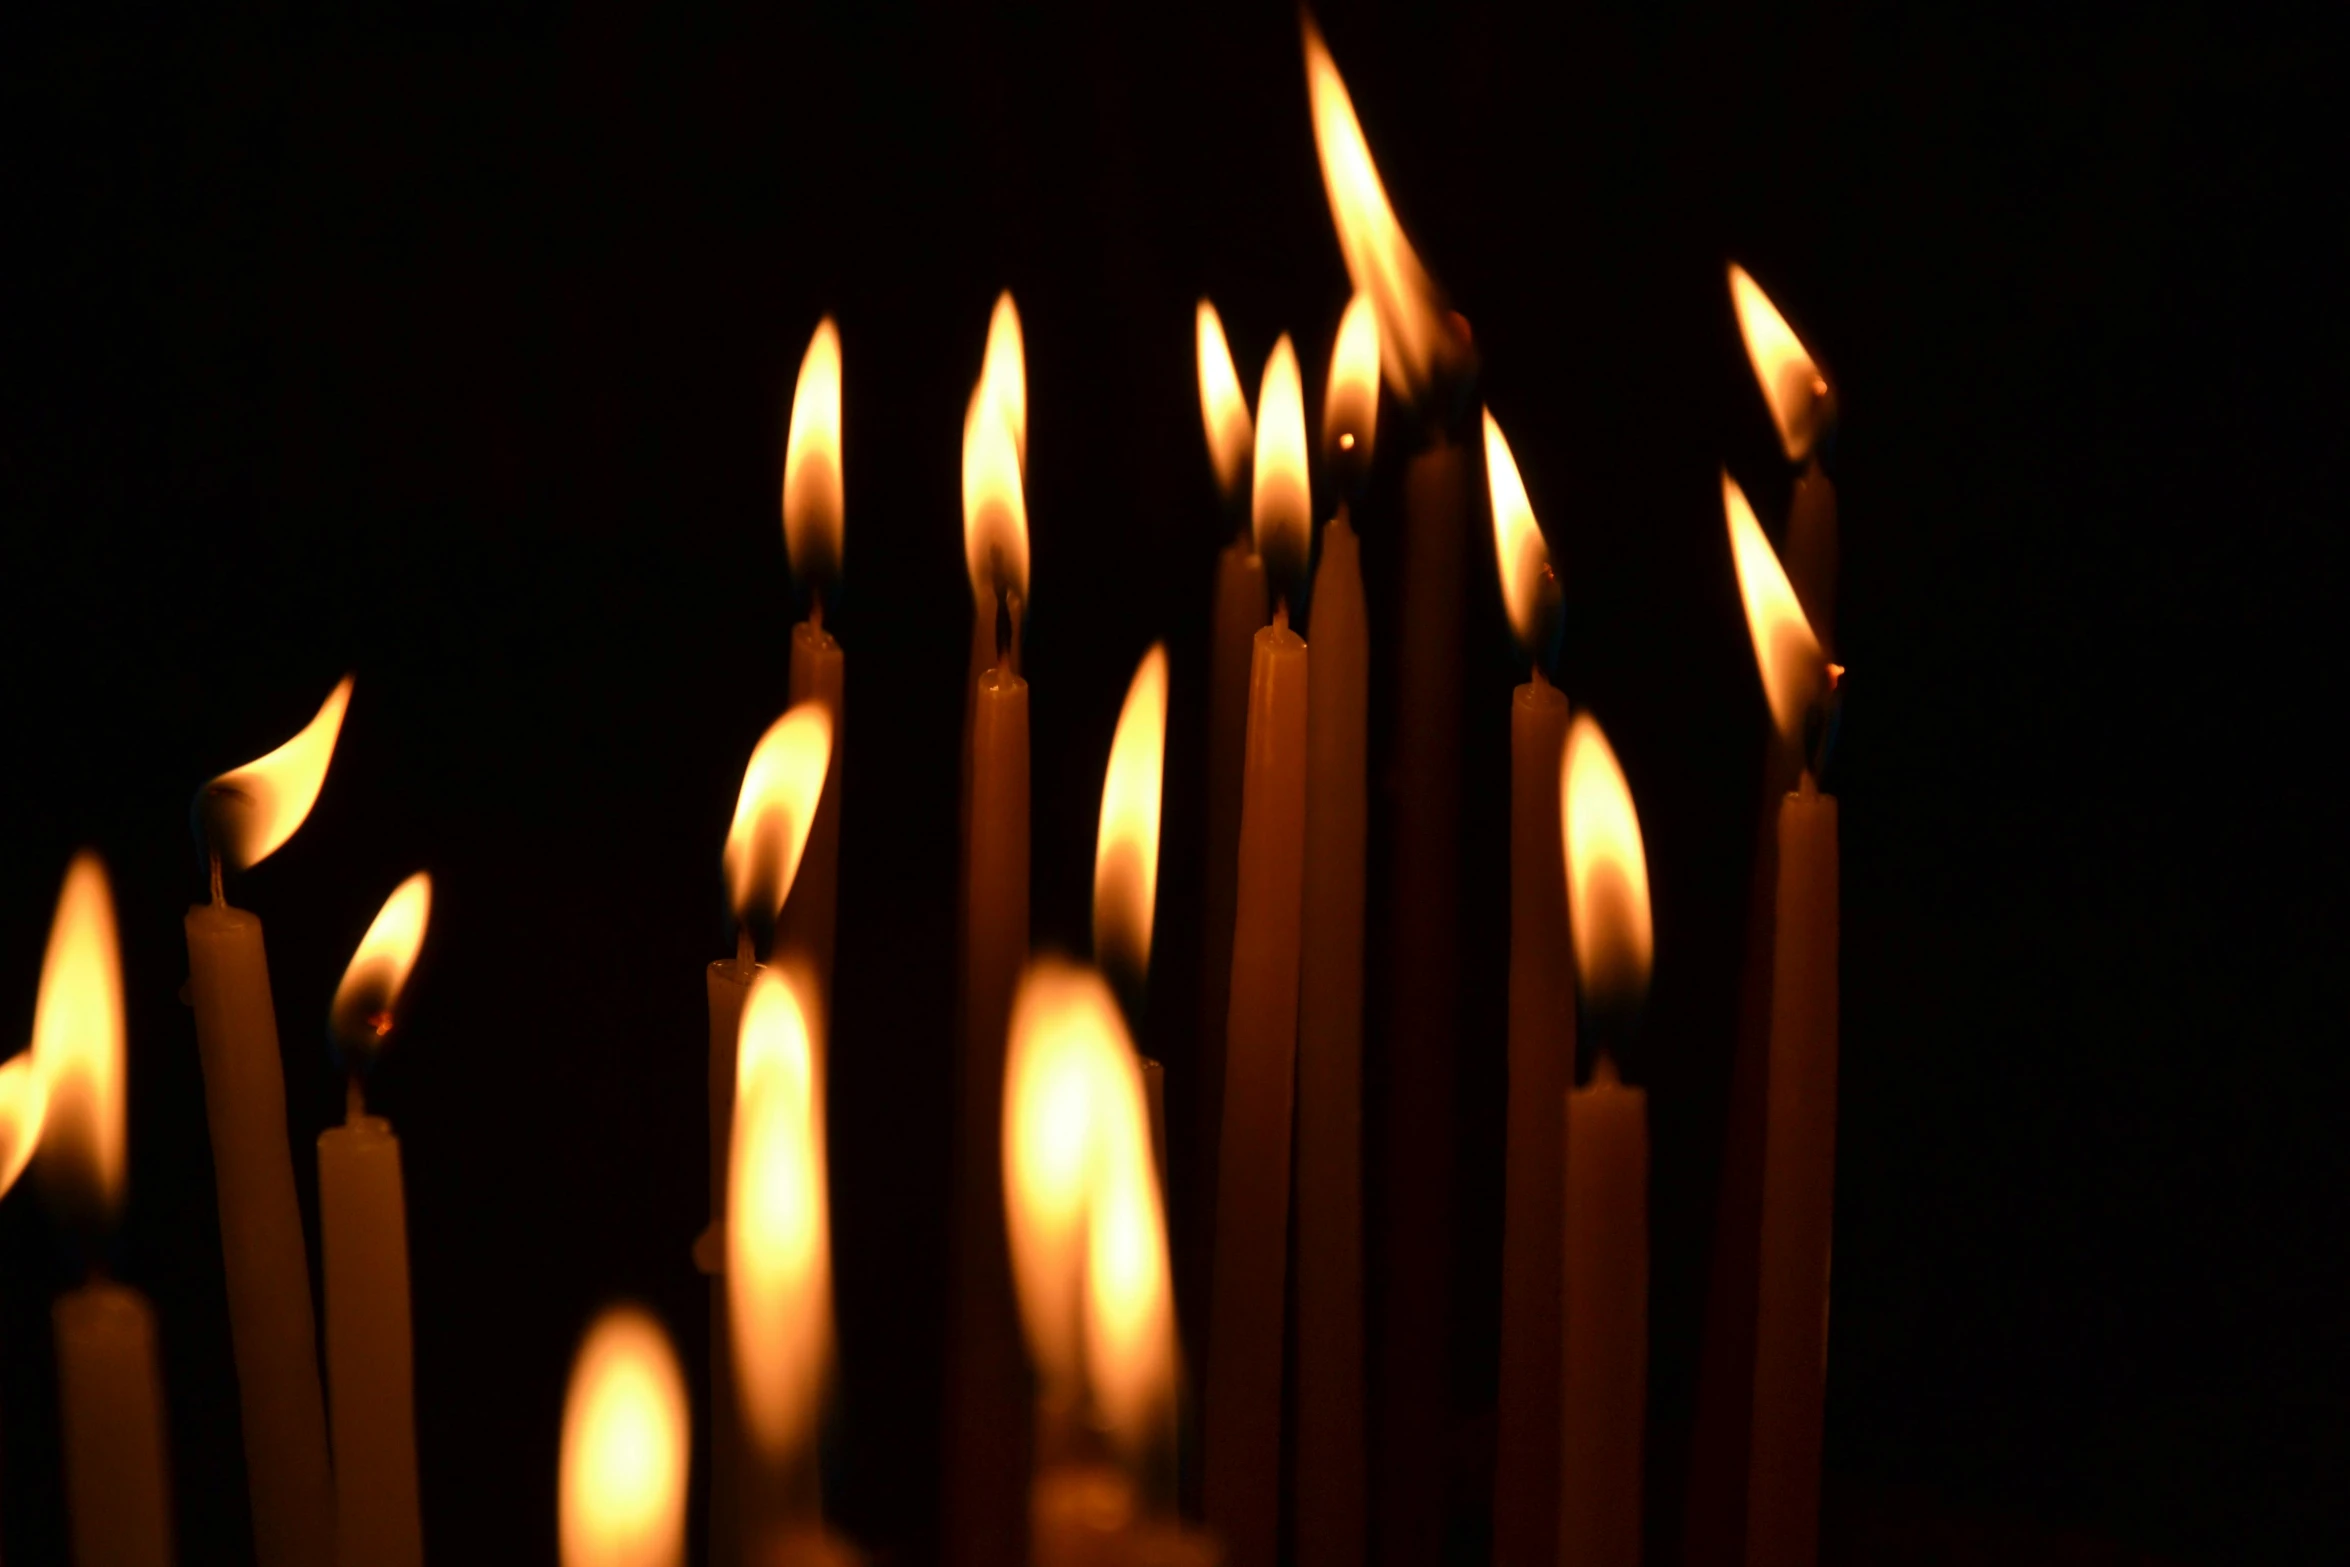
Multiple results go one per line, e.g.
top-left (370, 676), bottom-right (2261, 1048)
top-left (728, 965), bottom-right (832, 1463)
top-left (962, 295), bottom-right (1032, 604)
top-left (1196, 300), bottom-right (1254, 503)
top-left (723, 702), bottom-right (835, 926)
top-left (1323, 291), bottom-right (1380, 469)
top-left (330, 872), bottom-right (432, 1059)
top-left (1723, 472), bottom-right (1825, 746)
top-left (1093, 644), bottom-right (1169, 989)
top-left (0, 1054), bottom-right (45, 1199)
top-left (782, 316), bottom-right (844, 582)
top-left (1251, 334), bottom-right (1310, 575)
top-left (1729, 263), bottom-right (1830, 461)
top-left (1560, 715), bottom-right (1654, 1007)
top-left (32, 853), bottom-right (126, 1225)
top-left (1304, 18), bottom-right (1451, 403)
top-left (202, 675), bottom-right (353, 873)
top-left (1082, 1056), bottom-right (1174, 1459)
top-left (1481, 408), bottom-right (1553, 653)
top-left (559, 1306), bottom-right (689, 1567)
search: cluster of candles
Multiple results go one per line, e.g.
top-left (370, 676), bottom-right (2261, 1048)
top-left (0, 16), bottom-right (1847, 1567)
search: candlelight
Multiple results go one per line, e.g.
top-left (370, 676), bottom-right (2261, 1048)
top-left (1252, 334), bottom-right (1311, 595)
top-left (1723, 472), bottom-right (1826, 747)
top-left (1093, 643), bottom-right (1170, 992)
top-left (1303, 17), bottom-right (1456, 403)
top-left (200, 674), bottom-right (354, 873)
top-left (782, 316), bottom-right (844, 588)
top-left (0, 1053), bottom-right (44, 1197)
top-left (963, 301), bottom-right (1032, 607)
top-left (559, 1306), bottom-right (690, 1567)
top-left (728, 964), bottom-right (833, 1463)
top-left (1197, 300), bottom-right (1255, 503)
top-left (1323, 290), bottom-right (1380, 478)
top-left (1560, 714), bottom-right (1654, 1015)
top-left (329, 872), bottom-right (432, 1064)
top-left (29, 852), bottom-right (126, 1226)
top-left (1729, 263), bottom-right (1833, 462)
top-left (723, 701), bottom-right (835, 927)
top-left (981, 289), bottom-right (1028, 471)
top-left (1480, 408), bottom-right (1556, 657)
top-left (1082, 1054), bottom-right (1174, 1459)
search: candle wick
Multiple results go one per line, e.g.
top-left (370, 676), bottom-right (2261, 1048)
top-left (1005, 589), bottom-right (1025, 677)
top-left (345, 1073), bottom-right (367, 1126)
top-left (1273, 600), bottom-right (1291, 633)
top-left (1531, 662), bottom-right (1550, 692)
top-left (737, 924), bottom-right (757, 982)
top-left (809, 589), bottom-right (825, 635)
top-left (1797, 768), bottom-right (1819, 800)
top-left (208, 847), bottom-right (225, 908)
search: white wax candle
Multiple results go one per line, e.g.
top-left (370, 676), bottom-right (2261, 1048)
top-left (54, 1279), bottom-right (175, 1567)
top-left (1560, 1059), bottom-right (1649, 1567)
top-left (319, 1110), bottom-right (423, 1567)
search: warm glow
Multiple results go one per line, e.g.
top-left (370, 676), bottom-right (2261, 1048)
top-left (201, 674), bottom-right (354, 872)
top-left (1729, 263), bottom-right (1831, 462)
top-left (1082, 1053), bottom-right (1174, 1459)
top-left (330, 872), bottom-right (431, 1059)
top-left (1251, 334), bottom-right (1310, 582)
top-left (728, 964), bottom-right (833, 1463)
top-left (30, 852), bottom-right (125, 1225)
top-left (558, 1306), bottom-right (689, 1567)
top-left (1560, 715), bottom-right (1655, 1009)
top-left (1196, 299), bottom-right (1254, 503)
top-left (0, 1054), bottom-right (45, 1199)
top-left (962, 295), bottom-right (1031, 604)
top-left (982, 290), bottom-right (1028, 470)
top-left (1093, 643), bottom-right (1169, 989)
top-left (1323, 291), bottom-right (1380, 471)
top-left (1723, 471), bottom-right (1825, 746)
top-left (781, 315), bottom-right (844, 583)
top-left (723, 702), bottom-right (835, 926)
top-left (1481, 408), bottom-right (1553, 653)
top-left (1304, 17), bottom-right (1452, 403)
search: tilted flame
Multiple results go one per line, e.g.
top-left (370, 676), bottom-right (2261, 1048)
top-left (1729, 263), bottom-right (1832, 462)
top-left (559, 1306), bottom-right (690, 1567)
top-left (0, 1053), bottom-right (46, 1199)
top-left (1196, 300), bottom-right (1254, 504)
top-left (329, 872), bottom-right (432, 1062)
top-left (1560, 714), bottom-right (1654, 1011)
top-left (723, 702), bottom-right (835, 927)
top-left (1093, 643), bottom-right (1169, 991)
top-left (1481, 408), bottom-right (1555, 655)
top-left (1723, 471), bottom-right (1825, 747)
top-left (200, 675), bottom-right (354, 873)
top-left (781, 316), bottom-right (844, 586)
top-left (1323, 291), bottom-right (1380, 474)
top-left (31, 852), bottom-right (126, 1226)
top-left (962, 294), bottom-right (1031, 604)
top-left (1251, 334), bottom-right (1311, 590)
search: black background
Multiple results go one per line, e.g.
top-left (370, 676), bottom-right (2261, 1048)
top-left (2, 3), bottom-right (2341, 1563)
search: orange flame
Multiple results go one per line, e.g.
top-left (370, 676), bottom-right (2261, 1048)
top-left (1723, 471), bottom-right (1825, 746)
top-left (31, 852), bottom-right (126, 1226)
top-left (1251, 334), bottom-right (1311, 581)
top-left (1729, 263), bottom-right (1831, 462)
top-left (0, 1053), bottom-right (45, 1199)
top-left (782, 316), bottom-right (844, 584)
top-left (330, 872), bottom-right (432, 1060)
top-left (1093, 643), bottom-right (1169, 990)
top-left (1082, 1050), bottom-right (1174, 1460)
top-left (723, 702), bottom-right (835, 926)
top-left (1560, 715), bottom-right (1654, 1009)
top-left (1323, 291), bottom-right (1380, 471)
top-left (1196, 300), bottom-right (1254, 503)
top-left (559, 1306), bottom-right (690, 1567)
top-left (201, 675), bottom-right (353, 873)
top-left (728, 964), bottom-right (833, 1463)
top-left (963, 294), bottom-right (1031, 604)
top-left (1481, 408), bottom-right (1554, 654)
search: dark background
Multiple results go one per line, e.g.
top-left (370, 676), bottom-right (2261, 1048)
top-left (2, 2), bottom-right (2341, 1563)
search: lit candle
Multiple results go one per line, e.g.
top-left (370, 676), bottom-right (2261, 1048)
top-left (1092, 640), bottom-right (1171, 1169)
top-left (559, 1306), bottom-right (690, 1567)
top-left (1558, 717), bottom-right (1655, 1567)
top-left (187, 677), bottom-right (347, 1567)
top-left (1729, 266), bottom-right (1837, 654)
top-left (780, 317), bottom-right (849, 1009)
top-left (34, 852), bottom-right (174, 1567)
top-left (1481, 409), bottom-right (1573, 1567)
top-left (1295, 289), bottom-right (1376, 1567)
top-left (1724, 474), bottom-right (1839, 1567)
top-left (1204, 332), bottom-right (1311, 1567)
top-left (318, 872), bottom-right (433, 1567)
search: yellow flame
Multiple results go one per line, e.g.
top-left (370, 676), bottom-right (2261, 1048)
top-left (963, 295), bottom-right (1031, 603)
top-left (1196, 300), bottom-right (1254, 503)
top-left (723, 702), bottom-right (835, 925)
top-left (30, 852), bottom-right (125, 1223)
top-left (558, 1306), bottom-right (689, 1567)
top-left (728, 964), bottom-right (833, 1463)
top-left (1082, 1053), bottom-right (1174, 1459)
top-left (0, 1053), bottom-right (46, 1199)
top-left (1560, 714), bottom-right (1654, 1005)
top-left (1251, 334), bottom-right (1310, 570)
top-left (1723, 471), bottom-right (1825, 745)
top-left (1304, 18), bottom-right (1450, 403)
top-left (1323, 291), bottom-right (1380, 468)
top-left (1481, 408), bottom-right (1553, 653)
top-left (1729, 263), bottom-right (1830, 462)
top-left (983, 290), bottom-right (1028, 471)
top-left (1093, 644), bottom-right (1169, 988)
top-left (330, 872), bottom-right (431, 1054)
top-left (203, 675), bottom-right (353, 872)
top-left (782, 316), bottom-right (844, 580)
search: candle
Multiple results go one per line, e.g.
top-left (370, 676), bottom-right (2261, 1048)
top-left (187, 676), bottom-right (348, 1567)
top-left (559, 1306), bottom-right (691, 1567)
top-left (1294, 289), bottom-right (1376, 1567)
top-left (1204, 333), bottom-right (1311, 1567)
top-left (780, 316), bottom-right (849, 1007)
top-left (1481, 409), bottom-right (1575, 1566)
top-left (32, 852), bottom-right (174, 1567)
top-left (1729, 265), bottom-right (1838, 653)
top-left (318, 872), bottom-right (433, 1567)
top-left (1093, 641), bottom-right (1171, 1180)
top-left (1558, 717), bottom-right (1655, 1567)
top-left (1724, 474), bottom-right (1840, 1567)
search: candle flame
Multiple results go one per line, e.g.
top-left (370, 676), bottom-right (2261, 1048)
top-left (1729, 263), bottom-right (1832, 462)
top-left (31, 852), bottom-right (126, 1226)
top-left (329, 872), bottom-right (432, 1064)
top-left (1251, 334), bottom-right (1311, 591)
top-left (728, 963), bottom-right (833, 1464)
top-left (782, 316), bottom-right (844, 587)
top-left (200, 674), bottom-right (354, 873)
top-left (1481, 408), bottom-right (1555, 655)
top-left (1093, 643), bottom-right (1169, 992)
top-left (559, 1305), bottom-right (690, 1567)
top-left (1323, 291), bottom-right (1380, 473)
top-left (1304, 16), bottom-right (1455, 405)
top-left (1196, 300), bottom-right (1254, 504)
top-left (963, 293), bottom-right (1031, 605)
top-left (1723, 471), bottom-right (1825, 746)
top-left (723, 702), bottom-right (835, 928)
top-left (1560, 715), bottom-right (1654, 1011)
top-left (1083, 1059), bottom-right (1174, 1460)
top-left (0, 1053), bottom-right (46, 1199)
